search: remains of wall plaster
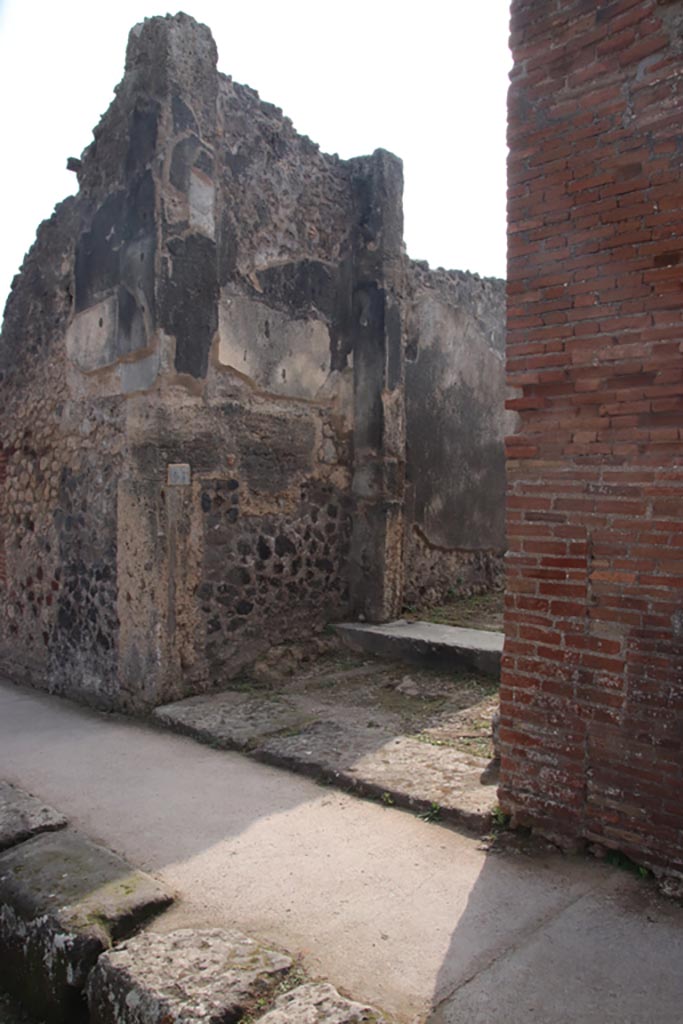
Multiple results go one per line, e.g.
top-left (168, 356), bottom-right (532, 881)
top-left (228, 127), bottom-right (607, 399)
top-left (403, 263), bottom-right (513, 607)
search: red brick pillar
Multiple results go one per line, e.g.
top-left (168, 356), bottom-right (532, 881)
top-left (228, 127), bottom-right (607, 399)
top-left (501, 0), bottom-right (683, 874)
top-left (0, 446), bottom-right (6, 588)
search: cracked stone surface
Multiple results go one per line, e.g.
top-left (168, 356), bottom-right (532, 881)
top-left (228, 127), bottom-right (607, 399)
top-left (257, 724), bottom-right (495, 827)
top-left (0, 781), bottom-right (67, 852)
top-left (0, 830), bottom-right (173, 1023)
top-left (257, 983), bottom-right (385, 1024)
top-left (87, 928), bottom-right (292, 1024)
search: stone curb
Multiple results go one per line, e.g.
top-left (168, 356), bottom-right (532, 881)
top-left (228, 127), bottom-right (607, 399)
top-left (152, 709), bottom-right (496, 834)
top-left (0, 781), bottom-right (67, 852)
top-left (258, 982), bottom-right (386, 1023)
top-left (87, 928), bottom-right (292, 1024)
top-left (0, 828), bottom-right (173, 1023)
top-left (86, 929), bottom-right (387, 1024)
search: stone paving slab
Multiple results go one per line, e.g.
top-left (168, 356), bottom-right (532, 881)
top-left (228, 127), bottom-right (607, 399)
top-left (0, 781), bottom-right (67, 852)
top-left (87, 928), bottom-right (292, 1024)
top-left (258, 983), bottom-right (385, 1024)
top-left (336, 621), bottom-right (503, 678)
top-left (154, 690), bottom-right (315, 751)
top-left (0, 830), bottom-right (173, 1023)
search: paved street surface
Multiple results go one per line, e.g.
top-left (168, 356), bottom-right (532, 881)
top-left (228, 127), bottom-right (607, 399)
top-left (1, 677), bottom-right (682, 1023)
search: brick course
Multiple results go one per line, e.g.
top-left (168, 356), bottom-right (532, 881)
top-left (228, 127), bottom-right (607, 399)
top-left (502, 0), bottom-right (683, 873)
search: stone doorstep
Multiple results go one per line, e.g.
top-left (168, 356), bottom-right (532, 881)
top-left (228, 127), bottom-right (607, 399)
top-left (87, 929), bottom-right (386, 1024)
top-left (334, 621), bottom-right (504, 679)
top-left (0, 781), bottom-right (67, 852)
top-left (0, 829), bottom-right (173, 1023)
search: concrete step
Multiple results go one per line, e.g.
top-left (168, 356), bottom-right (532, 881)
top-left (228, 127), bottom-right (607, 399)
top-left (335, 620), bottom-right (504, 678)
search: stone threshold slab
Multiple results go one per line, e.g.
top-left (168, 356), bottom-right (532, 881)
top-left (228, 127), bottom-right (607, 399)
top-left (335, 621), bottom-right (503, 678)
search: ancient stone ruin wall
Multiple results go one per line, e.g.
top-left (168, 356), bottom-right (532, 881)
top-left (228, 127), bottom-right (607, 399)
top-left (0, 13), bottom-right (508, 712)
top-left (0, 193), bottom-right (125, 706)
top-left (403, 264), bottom-right (511, 608)
top-left (502, 0), bottom-right (683, 873)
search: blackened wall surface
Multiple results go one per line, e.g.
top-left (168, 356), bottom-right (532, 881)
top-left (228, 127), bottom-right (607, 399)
top-left (0, 195), bottom-right (128, 706)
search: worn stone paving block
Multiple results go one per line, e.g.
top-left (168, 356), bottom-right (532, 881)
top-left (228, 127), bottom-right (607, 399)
top-left (153, 690), bottom-right (313, 750)
top-left (87, 928), bottom-right (292, 1024)
top-left (257, 983), bottom-right (385, 1024)
top-left (256, 718), bottom-right (395, 773)
top-left (0, 830), bottom-right (173, 1023)
top-left (0, 781), bottom-right (67, 851)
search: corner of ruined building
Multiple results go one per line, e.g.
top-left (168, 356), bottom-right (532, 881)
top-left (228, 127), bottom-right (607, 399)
top-left (122, 12), bottom-right (217, 112)
top-left (349, 148), bottom-right (405, 276)
top-left (0, 10), bottom-right (510, 708)
top-left (76, 11), bottom-right (217, 199)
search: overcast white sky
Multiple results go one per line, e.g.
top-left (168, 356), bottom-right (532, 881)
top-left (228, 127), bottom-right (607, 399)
top-left (0, 1), bottom-right (511, 313)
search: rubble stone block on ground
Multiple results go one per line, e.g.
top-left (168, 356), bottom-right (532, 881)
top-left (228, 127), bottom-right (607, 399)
top-left (0, 830), bottom-right (173, 1023)
top-left (87, 928), bottom-right (292, 1024)
top-left (0, 780), bottom-right (67, 851)
top-left (257, 983), bottom-right (385, 1024)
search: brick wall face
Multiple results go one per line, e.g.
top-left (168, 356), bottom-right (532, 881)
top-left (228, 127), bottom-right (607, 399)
top-left (0, 446), bottom-right (6, 587)
top-left (502, 0), bottom-right (683, 873)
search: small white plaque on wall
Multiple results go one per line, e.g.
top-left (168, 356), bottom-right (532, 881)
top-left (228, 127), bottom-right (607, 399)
top-left (167, 463), bottom-right (191, 486)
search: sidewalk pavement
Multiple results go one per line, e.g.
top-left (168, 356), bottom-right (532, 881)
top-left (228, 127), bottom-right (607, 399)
top-left (1, 677), bottom-right (682, 1023)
